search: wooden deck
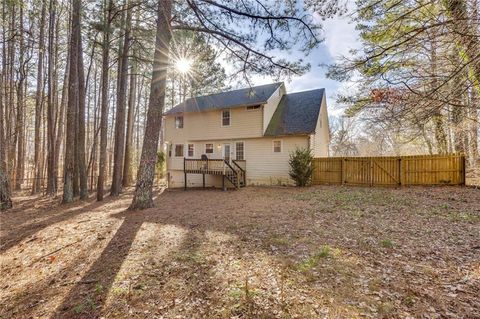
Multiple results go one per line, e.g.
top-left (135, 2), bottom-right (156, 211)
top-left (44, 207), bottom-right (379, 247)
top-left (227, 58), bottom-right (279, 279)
top-left (183, 158), bottom-right (246, 189)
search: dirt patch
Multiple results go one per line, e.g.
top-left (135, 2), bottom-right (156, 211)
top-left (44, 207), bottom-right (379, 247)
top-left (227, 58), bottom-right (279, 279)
top-left (1, 186), bottom-right (479, 318)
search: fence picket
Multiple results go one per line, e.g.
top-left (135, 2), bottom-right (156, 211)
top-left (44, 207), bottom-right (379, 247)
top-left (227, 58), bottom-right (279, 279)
top-left (312, 154), bottom-right (465, 186)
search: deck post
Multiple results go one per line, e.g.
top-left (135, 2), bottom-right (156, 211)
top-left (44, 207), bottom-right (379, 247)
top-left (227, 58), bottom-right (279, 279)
top-left (203, 173), bottom-right (205, 188)
top-left (184, 157), bottom-right (187, 190)
top-left (222, 175), bottom-right (225, 191)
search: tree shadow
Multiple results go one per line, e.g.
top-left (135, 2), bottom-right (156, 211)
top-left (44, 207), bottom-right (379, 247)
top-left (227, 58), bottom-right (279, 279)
top-left (53, 214), bottom-right (143, 318)
top-left (8, 187), bottom-right (473, 317)
top-left (0, 195), bottom-right (113, 253)
top-left (1, 233), bottom-right (111, 318)
top-left (3, 188), bottom-right (372, 317)
top-left (53, 203), bottom-right (283, 318)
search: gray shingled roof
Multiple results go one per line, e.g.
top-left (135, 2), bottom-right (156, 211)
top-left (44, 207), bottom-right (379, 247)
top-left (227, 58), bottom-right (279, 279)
top-left (264, 89), bottom-right (325, 136)
top-left (165, 82), bottom-right (283, 115)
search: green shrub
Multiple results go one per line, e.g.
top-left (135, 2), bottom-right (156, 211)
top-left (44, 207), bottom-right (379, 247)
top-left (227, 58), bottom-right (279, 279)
top-left (156, 151), bottom-right (166, 178)
top-left (288, 147), bottom-right (314, 187)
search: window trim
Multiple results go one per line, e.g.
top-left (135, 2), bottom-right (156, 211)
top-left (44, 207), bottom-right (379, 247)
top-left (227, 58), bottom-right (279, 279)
top-left (272, 140), bottom-right (282, 153)
top-left (235, 141), bottom-right (245, 160)
top-left (174, 143), bottom-right (184, 157)
top-left (221, 109), bottom-right (231, 127)
top-left (205, 143), bottom-right (214, 154)
top-left (175, 115), bottom-right (184, 129)
top-left (187, 143), bottom-right (194, 157)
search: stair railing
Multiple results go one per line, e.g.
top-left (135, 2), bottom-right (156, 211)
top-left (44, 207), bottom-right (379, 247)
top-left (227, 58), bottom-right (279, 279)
top-left (232, 160), bottom-right (246, 186)
top-left (224, 160), bottom-right (240, 188)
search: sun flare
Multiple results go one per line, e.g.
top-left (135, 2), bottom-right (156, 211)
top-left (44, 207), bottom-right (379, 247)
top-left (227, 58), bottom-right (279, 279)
top-left (175, 58), bottom-right (192, 74)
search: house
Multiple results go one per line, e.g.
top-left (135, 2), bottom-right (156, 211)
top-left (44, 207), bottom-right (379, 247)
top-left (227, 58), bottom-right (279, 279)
top-left (163, 82), bottom-right (329, 188)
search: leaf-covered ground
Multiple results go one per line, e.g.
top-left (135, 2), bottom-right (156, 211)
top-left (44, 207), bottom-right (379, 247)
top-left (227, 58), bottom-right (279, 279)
top-left (1, 186), bottom-right (479, 318)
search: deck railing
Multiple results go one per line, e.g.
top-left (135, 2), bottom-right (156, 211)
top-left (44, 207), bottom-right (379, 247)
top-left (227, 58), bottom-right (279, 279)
top-left (232, 160), bottom-right (246, 186)
top-left (184, 158), bottom-right (226, 174)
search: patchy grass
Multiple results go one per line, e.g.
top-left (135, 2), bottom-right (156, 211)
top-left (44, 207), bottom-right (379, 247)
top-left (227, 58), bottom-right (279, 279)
top-left (380, 239), bottom-right (394, 248)
top-left (1, 186), bottom-right (479, 318)
top-left (297, 245), bottom-right (331, 272)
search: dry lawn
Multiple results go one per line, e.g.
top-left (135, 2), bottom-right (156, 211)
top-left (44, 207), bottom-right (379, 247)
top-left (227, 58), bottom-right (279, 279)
top-left (1, 186), bottom-right (479, 319)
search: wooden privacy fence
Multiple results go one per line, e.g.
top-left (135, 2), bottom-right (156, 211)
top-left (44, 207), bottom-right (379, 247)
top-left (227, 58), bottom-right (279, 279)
top-left (312, 154), bottom-right (465, 186)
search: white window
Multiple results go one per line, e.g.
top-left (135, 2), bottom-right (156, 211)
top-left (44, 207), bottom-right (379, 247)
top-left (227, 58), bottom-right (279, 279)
top-left (246, 105), bottom-right (260, 111)
top-left (205, 143), bottom-right (214, 154)
top-left (188, 144), bottom-right (194, 157)
top-left (175, 115), bottom-right (183, 129)
top-left (174, 144), bottom-right (184, 157)
top-left (221, 109), bottom-right (230, 126)
top-left (273, 140), bottom-right (282, 153)
top-left (235, 142), bottom-right (244, 160)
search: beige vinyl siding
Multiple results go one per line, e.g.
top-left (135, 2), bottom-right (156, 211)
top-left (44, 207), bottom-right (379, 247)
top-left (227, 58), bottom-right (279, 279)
top-left (164, 105), bottom-right (263, 142)
top-left (262, 83), bottom-right (286, 134)
top-left (244, 136), bottom-right (308, 185)
top-left (166, 136), bottom-right (309, 187)
top-left (311, 94), bottom-right (329, 157)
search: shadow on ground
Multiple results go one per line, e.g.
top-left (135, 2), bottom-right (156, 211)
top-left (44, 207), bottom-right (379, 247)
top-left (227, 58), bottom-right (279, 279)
top-left (2, 186), bottom-right (479, 318)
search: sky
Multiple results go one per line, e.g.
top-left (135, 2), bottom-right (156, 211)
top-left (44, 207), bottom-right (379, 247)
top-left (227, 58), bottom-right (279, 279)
top-left (251, 4), bottom-right (361, 118)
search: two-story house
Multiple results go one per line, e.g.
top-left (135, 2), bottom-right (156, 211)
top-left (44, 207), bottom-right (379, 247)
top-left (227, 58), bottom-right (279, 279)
top-left (163, 82), bottom-right (329, 188)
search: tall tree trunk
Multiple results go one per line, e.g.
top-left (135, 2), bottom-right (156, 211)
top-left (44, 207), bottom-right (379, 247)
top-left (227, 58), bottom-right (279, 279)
top-left (55, 58), bottom-right (67, 192)
top-left (443, 0), bottom-right (480, 88)
top-left (0, 55), bottom-right (12, 210)
top-left (450, 50), bottom-right (467, 154)
top-left (130, 0), bottom-right (172, 210)
top-left (32, 0), bottom-right (47, 194)
top-left (123, 51), bottom-right (136, 186)
top-left (63, 0), bottom-right (81, 203)
top-left (470, 88), bottom-right (479, 162)
top-left (6, 3), bottom-right (16, 184)
top-left (46, 0), bottom-right (57, 195)
top-left (52, 7), bottom-right (65, 193)
top-left (111, 1), bottom-right (131, 196)
top-left (88, 63), bottom-right (100, 191)
top-left (97, 0), bottom-right (113, 201)
top-left (429, 30), bottom-right (449, 154)
top-left (15, 5), bottom-right (26, 191)
top-left (77, 21), bottom-right (88, 199)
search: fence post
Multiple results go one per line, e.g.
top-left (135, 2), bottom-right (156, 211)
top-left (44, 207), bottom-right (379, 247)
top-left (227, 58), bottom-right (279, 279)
top-left (341, 158), bottom-right (345, 185)
top-left (398, 158), bottom-right (402, 186)
top-left (369, 158), bottom-right (373, 187)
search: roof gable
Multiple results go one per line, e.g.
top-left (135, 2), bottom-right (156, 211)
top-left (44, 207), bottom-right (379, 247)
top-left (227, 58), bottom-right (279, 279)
top-left (264, 88), bottom-right (325, 136)
top-left (165, 82), bottom-right (283, 115)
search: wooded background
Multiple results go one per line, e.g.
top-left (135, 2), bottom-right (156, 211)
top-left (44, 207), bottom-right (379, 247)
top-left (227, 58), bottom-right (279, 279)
top-left (0, 0), bottom-right (336, 209)
top-left (0, 0), bottom-right (478, 210)
top-left (328, 0), bottom-right (479, 177)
